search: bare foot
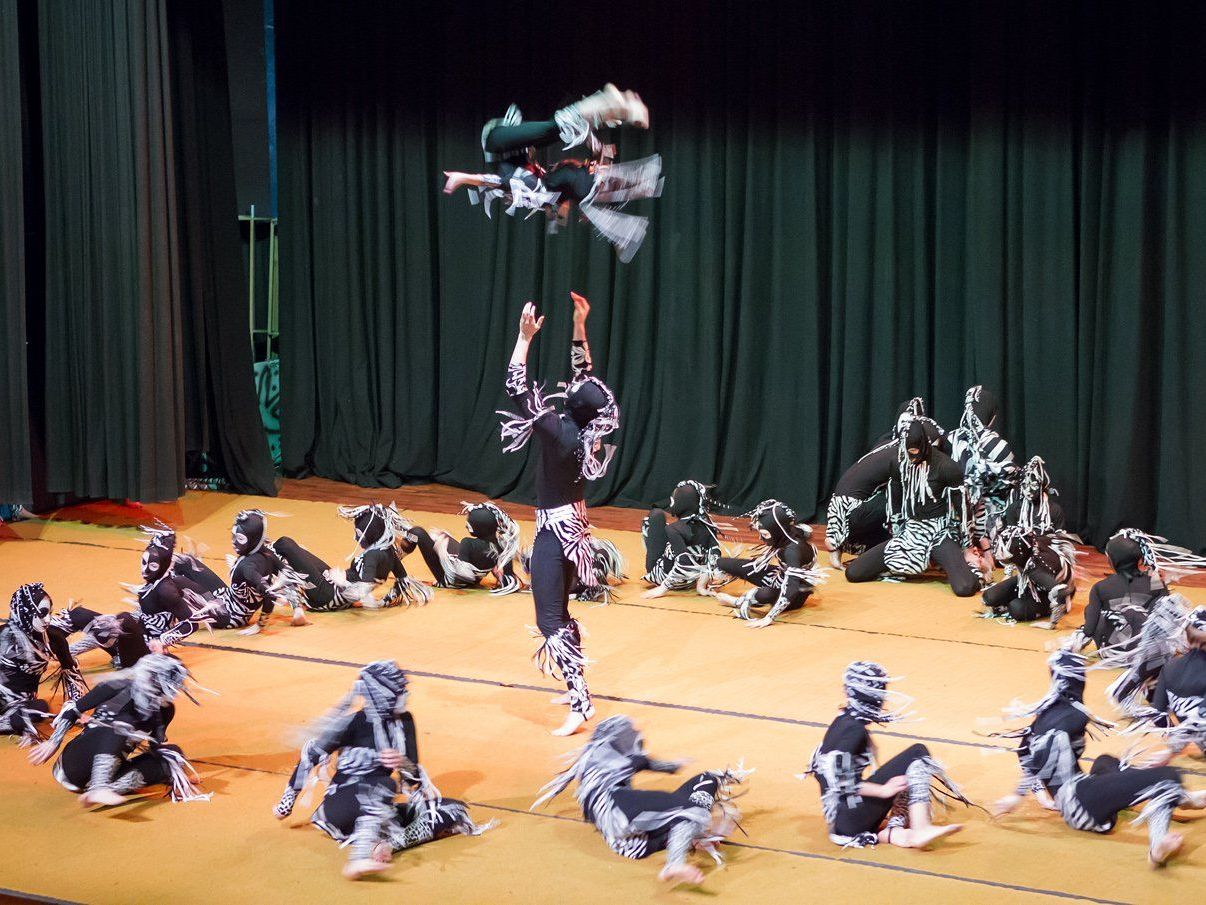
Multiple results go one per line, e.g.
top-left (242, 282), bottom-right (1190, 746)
top-left (909, 824), bottom-right (963, 849)
top-left (1150, 832), bottom-right (1183, 868)
top-left (81, 788), bottom-right (127, 808)
top-left (237, 623), bottom-right (262, 636)
top-left (829, 550), bottom-right (845, 570)
top-left (291, 608), bottom-right (310, 627)
top-left (371, 842), bottom-right (393, 864)
top-left (549, 691), bottom-right (573, 706)
top-left (658, 863), bottom-right (705, 885)
top-left (552, 710), bottom-right (592, 737)
top-left (343, 859), bottom-right (390, 880)
top-left (641, 585), bottom-right (669, 600)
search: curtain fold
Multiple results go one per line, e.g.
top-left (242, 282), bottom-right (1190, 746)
top-left (278, 0), bottom-right (1206, 548)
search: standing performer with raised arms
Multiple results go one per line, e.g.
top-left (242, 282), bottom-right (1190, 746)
top-left (499, 292), bottom-right (620, 736)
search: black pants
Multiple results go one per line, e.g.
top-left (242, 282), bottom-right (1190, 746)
top-left (715, 556), bottom-right (809, 611)
top-left (610, 773), bottom-right (720, 858)
top-left (274, 536), bottom-right (336, 610)
top-left (832, 743), bottom-right (930, 837)
top-left (532, 529), bottom-right (576, 636)
top-left (59, 726), bottom-right (178, 790)
top-left (488, 120), bottom-right (596, 201)
top-left (1074, 762), bottom-right (1183, 828)
top-left (174, 558), bottom-right (227, 594)
top-left (319, 779), bottom-right (467, 841)
top-left (982, 568), bottom-right (1060, 621)
top-left (845, 538), bottom-right (980, 597)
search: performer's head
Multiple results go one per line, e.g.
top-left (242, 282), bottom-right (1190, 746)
top-left (357, 660), bottom-right (410, 718)
top-left (745, 499), bottom-right (799, 547)
top-left (9, 582), bottom-right (52, 635)
top-left (1187, 608), bottom-right (1206, 648)
top-left (842, 660), bottom-right (912, 723)
top-left (566, 378), bottom-right (611, 428)
top-left (337, 502), bottom-right (410, 552)
top-left (562, 375), bottom-right (620, 480)
top-left (1020, 456), bottom-right (1052, 502)
top-left (901, 415), bottom-right (932, 466)
top-left (131, 653), bottom-right (193, 710)
top-left (589, 714), bottom-right (644, 756)
top-left (1046, 649), bottom-right (1088, 703)
top-left (141, 528), bottom-right (176, 581)
top-left (961, 384), bottom-right (999, 431)
top-left (231, 509), bottom-right (268, 556)
top-left (1105, 529), bottom-right (1151, 575)
top-left (669, 480), bottom-right (709, 519)
top-left (466, 504), bottom-right (501, 540)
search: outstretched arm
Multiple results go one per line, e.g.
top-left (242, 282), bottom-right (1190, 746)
top-left (570, 292), bottom-right (593, 378)
top-left (507, 302), bottom-right (544, 399)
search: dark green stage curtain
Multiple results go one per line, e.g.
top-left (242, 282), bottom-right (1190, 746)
top-left (0, 2), bottom-right (32, 503)
top-left (278, 0), bottom-right (1206, 549)
top-left (27, 0), bottom-right (273, 502)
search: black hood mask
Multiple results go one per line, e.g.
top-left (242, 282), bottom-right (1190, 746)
top-left (232, 510), bottom-right (268, 557)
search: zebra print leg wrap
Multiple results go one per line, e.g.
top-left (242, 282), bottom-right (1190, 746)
top-left (905, 755), bottom-right (976, 811)
top-left (88, 754), bottom-right (121, 793)
top-left (534, 621), bottom-right (592, 716)
top-left (1132, 780), bottom-right (1187, 852)
top-left (274, 786), bottom-right (298, 818)
top-left (109, 767), bottom-right (148, 795)
top-left (826, 495), bottom-right (861, 552)
top-left (883, 517), bottom-right (949, 576)
top-left (664, 820), bottom-right (700, 870)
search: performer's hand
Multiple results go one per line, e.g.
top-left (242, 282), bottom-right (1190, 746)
top-left (148, 640), bottom-right (164, 655)
top-left (746, 616), bottom-right (775, 629)
top-left (992, 794), bottom-right (1022, 817)
top-left (518, 302), bottom-right (544, 341)
top-left (570, 291), bottom-right (590, 325)
top-left (879, 775), bottom-right (909, 798)
top-left (1137, 747), bottom-right (1174, 768)
top-left (379, 748), bottom-right (405, 770)
top-left (28, 740), bottom-right (57, 766)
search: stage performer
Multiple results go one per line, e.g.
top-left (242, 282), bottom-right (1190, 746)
top-left (1, 583), bottom-right (86, 745)
top-left (1120, 607), bottom-right (1206, 760)
top-left (801, 661), bottom-right (975, 849)
top-left (980, 525), bottom-right (1077, 628)
top-left (1070, 529), bottom-right (1206, 656)
top-left (697, 499), bottom-right (825, 627)
top-left (498, 293), bottom-right (619, 735)
top-left (318, 503), bottom-right (433, 610)
top-left (844, 415), bottom-right (980, 596)
top-left (272, 660), bottom-right (494, 880)
top-left (991, 649), bottom-right (1206, 868)
top-left (443, 84), bottom-right (661, 262)
top-left (532, 715), bottom-right (753, 886)
top-left (396, 501), bottom-right (524, 596)
top-left (947, 385), bottom-right (1017, 570)
top-left (640, 480), bottom-right (731, 598)
top-left (826, 443), bottom-right (895, 569)
top-left (28, 653), bottom-right (210, 807)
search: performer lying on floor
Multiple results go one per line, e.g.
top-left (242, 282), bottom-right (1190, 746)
top-left (641, 480), bottom-right (731, 598)
top-left (322, 503), bottom-right (432, 609)
top-left (532, 714), bottom-right (753, 886)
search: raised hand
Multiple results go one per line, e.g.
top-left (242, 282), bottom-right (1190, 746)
top-left (570, 291), bottom-right (590, 325)
top-left (519, 302), bottom-right (545, 341)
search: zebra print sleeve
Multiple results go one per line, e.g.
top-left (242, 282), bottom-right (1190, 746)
top-left (571, 340), bottom-right (593, 379)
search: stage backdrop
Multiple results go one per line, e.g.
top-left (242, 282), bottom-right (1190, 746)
top-left (277, 0), bottom-right (1206, 549)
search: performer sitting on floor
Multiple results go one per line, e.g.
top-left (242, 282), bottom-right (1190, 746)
top-left (641, 480), bottom-right (732, 598)
top-left (498, 293), bottom-right (619, 735)
top-left (28, 653), bottom-right (209, 807)
top-left (1121, 607), bottom-right (1206, 760)
top-left (991, 649), bottom-right (1206, 868)
top-left (273, 660), bottom-right (494, 880)
top-left (444, 85), bottom-right (661, 262)
top-left (322, 503), bottom-right (432, 609)
top-left (802, 661), bottom-right (974, 849)
top-left (401, 502), bottom-right (525, 596)
top-left (532, 714), bottom-right (753, 886)
top-left (1, 583), bottom-right (86, 745)
top-left (1071, 529), bottom-right (1206, 656)
top-left (980, 525), bottom-right (1078, 628)
top-left (182, 510), bottom-right (313, 637)
top-left (845, 415), bottom-right (981, 596)
top-left (697, 499), bottom-right (825, 628)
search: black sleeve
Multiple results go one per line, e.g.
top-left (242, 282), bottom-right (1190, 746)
top-left (400, 711), bottom-right (419, 765)
top-left (348, 549), bottom-right (391, 583)
top-left (72, 680), bottom-right (125, 715)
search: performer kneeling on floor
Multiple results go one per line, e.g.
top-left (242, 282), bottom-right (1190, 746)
top-left (532, 714), bottom-right (753, 886)
top-left (991, 649), bottom-right (1206, 868)
top-left (641, 480), bottom-right (732, 599)
top-left (802, 661), bottom-right (974, 849)
top-left (273, 661), bottom-right (494, 881)
top-left (844, 415), bottom-right (981, 596)
top-left (498, 293), bottom-right (620, 735)
top-left (28, 653), bottom-right (209, 807)
top-left (697, 499), bottom-right (825, 628)
top-left (401, 501), bottom-right (525, 595)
